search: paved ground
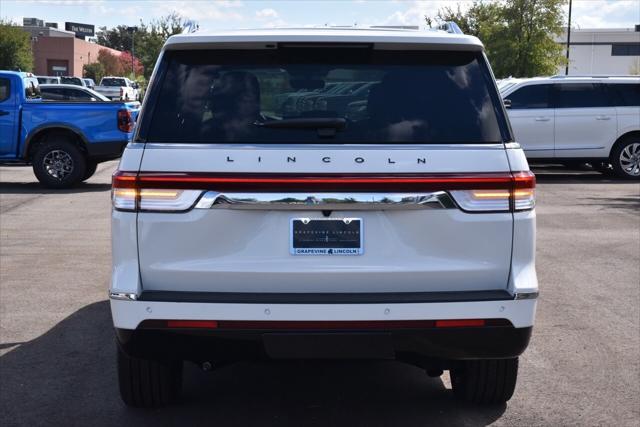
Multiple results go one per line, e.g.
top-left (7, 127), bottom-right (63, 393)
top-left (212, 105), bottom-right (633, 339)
top-left (0, 162), bottom-right (638, 427)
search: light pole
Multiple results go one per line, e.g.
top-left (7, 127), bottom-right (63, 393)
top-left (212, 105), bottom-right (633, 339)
top-left (126, 26), bottom-right (138, 78)
top-left (565, 0), bottom-right (572, 75)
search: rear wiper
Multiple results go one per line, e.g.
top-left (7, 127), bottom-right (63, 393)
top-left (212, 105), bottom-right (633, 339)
top-left (254, 118), bottom-right (346, 137)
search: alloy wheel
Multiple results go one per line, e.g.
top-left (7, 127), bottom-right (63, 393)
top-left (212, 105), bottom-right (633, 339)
top-left (619, 142), bottom-right (640, 177)
top-left (43, 150), bottom-right (74, 181)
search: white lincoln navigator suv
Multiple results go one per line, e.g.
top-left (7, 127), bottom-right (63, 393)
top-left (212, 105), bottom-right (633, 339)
top-left (110, 27), bottom-right (538, 407)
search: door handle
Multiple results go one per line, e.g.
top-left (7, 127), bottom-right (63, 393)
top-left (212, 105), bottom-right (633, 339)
top-left (534, 117), bottom-right (550, 122)
top-left (596, 116), bottom-right (611, 120)
top-left (0, 110), bottom-right (10, 116)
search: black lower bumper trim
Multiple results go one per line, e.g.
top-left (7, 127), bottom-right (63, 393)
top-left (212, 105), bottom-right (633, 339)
top-left (138, 290), bottom-right (514, 304)
top-left (86, 140), bottom-right (128, 161)
top-left (116, 326), bottom-right (532, 363)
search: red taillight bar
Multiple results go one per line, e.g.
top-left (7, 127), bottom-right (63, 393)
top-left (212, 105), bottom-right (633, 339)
top-left (112, 171), bottom-right (533, 192)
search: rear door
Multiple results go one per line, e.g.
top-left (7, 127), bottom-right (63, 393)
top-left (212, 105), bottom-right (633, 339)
top-left (553, 82), bottom-right (617, 159)
top-left (503, 83), bottom-right (554, 158)
top-left (133, 45), bottom-right (518, 295)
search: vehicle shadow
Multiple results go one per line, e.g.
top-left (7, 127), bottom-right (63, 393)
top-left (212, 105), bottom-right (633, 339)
top-left (0, 301), bottom-right (506, 427)
top-left (0, 181), bottom-right (111, 194)
top-left (578, 195), bottom-right (640, 212)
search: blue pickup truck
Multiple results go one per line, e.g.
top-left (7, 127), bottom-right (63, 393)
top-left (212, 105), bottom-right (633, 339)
top-left (0, 71), bottom-right (139, 188)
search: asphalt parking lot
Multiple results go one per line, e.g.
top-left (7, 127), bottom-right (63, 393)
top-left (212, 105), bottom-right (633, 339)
top-left (0, 162), bottom-right (638, 426)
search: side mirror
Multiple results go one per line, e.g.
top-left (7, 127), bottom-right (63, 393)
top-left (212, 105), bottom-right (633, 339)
top-left (503, 98), bottom-right (512, 109)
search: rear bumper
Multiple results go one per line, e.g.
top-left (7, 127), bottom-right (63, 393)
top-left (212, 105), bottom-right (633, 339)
top-left (115, 325), bottom-right (532, 363)
top-left (111, 297), bottom-right (536, 361)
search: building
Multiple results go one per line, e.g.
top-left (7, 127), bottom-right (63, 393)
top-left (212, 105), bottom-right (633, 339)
top-left (21, 19), bottom-right (122, 77)
top-left (558, 26), bottom-right (640, 75)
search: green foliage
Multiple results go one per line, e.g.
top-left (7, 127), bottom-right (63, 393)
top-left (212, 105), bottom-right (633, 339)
top-left (96, 13), bottom-right (193, 79)
top-left (83, 62), bottom-right (105, 82)
top-left (429, 0), bottom-right (567, 78)
top-left (0, 20), bottom-right (34, 72)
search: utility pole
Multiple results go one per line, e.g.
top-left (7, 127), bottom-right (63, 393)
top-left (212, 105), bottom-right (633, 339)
top-left (126, 26), bottom-right (138, 77)
top-left (565, 0), bottom-right (572, 75)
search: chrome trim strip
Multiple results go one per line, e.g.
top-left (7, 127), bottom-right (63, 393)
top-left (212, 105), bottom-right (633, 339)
top-left (194, 191), bottom-right (456, 210)
top-left (109, 292), bottom-right (138, 301)
top-left (142, 143), bottom-right (506, 150)
top-left (504, 142), bottom-right (521, 149)
top-left (514, 291), bottom-right (539, 300)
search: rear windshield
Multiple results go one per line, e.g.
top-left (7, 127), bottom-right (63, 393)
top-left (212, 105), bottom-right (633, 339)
top-left (61, 77), bottom-right (83, 86)
top-left (142, 48), bottom-right (510, 144)
top-left (101, 78), bottom-right (126, 86)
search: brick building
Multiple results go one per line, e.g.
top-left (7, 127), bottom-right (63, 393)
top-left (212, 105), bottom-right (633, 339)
top-left (22, 25), bottom-right (122, 77)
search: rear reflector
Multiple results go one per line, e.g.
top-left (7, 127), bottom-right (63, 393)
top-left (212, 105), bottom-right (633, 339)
top-left (435, 319), bottom-right (486, 328)
top-left (112, 171), bottom-right (535, 213)
top-left (142, 318), bottom-right (511, 330)
top-left (167, 320), bottom-right (218, 329)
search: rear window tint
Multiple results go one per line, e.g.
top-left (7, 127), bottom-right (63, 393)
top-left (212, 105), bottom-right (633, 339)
top-left (141, 48), bottom-right (510, 144)
top-left (605, 83), bottom-right (640, 106)
top-left (555, 83), bottom-right (610, 108)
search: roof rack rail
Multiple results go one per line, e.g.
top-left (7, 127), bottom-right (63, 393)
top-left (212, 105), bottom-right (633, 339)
top-left (437, 21), bottom-right (464, 35)
top-left (550, 74), bottom-right (638, 79)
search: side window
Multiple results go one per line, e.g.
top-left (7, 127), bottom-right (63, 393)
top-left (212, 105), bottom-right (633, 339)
top-left (555, 83), bottom-right (610, 108)
top-left (65, 89), bottom-right (92, 101)
top-left (505, 85), bottom-right (551, 109)
top-left (0, 78), bottom-right (10, 103)
top-left (43, 88), bottom-right (65, 101)
top-left (605, 83), bottom-right (640, 107)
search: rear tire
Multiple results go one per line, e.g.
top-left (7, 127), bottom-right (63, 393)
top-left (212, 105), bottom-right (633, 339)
top-left (117, 345), bottom-right (183, 408)
top-left (32, 138), bottom-right (86, 189)
top-left (82, 161), bottom-right (98, 181)
top-left (610, 136), bottom-right (640, 180)
top-left (450, 358), bottom-right (518, 404)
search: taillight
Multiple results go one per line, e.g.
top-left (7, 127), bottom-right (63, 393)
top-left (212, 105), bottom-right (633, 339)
top-left (112, 171), bottom-right (203, 212)
top-left (450, 170), bottom-right (535, 212)
top-left (117, 109), bottom-right (134, 133)
top-left (112, 171), bottom-right (535, 213)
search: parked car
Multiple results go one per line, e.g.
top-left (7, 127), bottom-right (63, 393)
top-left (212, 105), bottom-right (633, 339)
top-left (83, 78), bottom-right (96, 90)
top-left (0, 71), bottom-right (140, 188)
top-left (60, 76), bottom-right (86, 87)
top-left (111, 27), bottom-right (537, 408)
top-left (95, 76), bottom-right (138, 101)
top-left (36, 75), bottom-right (61, 85)
top-left (501, 76), bottom-right (640, 179)
top-left (40, 84), bottom-right (110, 101)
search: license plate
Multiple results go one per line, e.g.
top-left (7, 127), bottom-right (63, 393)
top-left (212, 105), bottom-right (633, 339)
top-left (290, 218), bottom-right (363, 255)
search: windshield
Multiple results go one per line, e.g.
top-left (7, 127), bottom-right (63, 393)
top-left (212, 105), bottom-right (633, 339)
top-left (143, 48), bottom-right (509, 144)
top-left (101, 78), bottom-right (126, 87)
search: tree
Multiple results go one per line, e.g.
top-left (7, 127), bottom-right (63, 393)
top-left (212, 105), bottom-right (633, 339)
top-left (0, 20), bottom-right (34, 71)
top-left (117, 51), bottom-right (144, 77)
top-left (97, 49), bottom-right (124, 76)
top-left (83, 62), bottom-right (105, 83)
top-left (96, 13), bottom-right (194, 79)
top-left (428, 0), bottom-right (566, 78)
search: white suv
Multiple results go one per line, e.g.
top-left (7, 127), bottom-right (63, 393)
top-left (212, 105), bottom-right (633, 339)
top-left (500, 76), bottom-right (640, 179)
top-left (110, 28), bottom-right (538, 407)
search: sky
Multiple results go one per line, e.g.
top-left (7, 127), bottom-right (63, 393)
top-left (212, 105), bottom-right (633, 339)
top-left (1, 0), bottom-right (639, 32)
